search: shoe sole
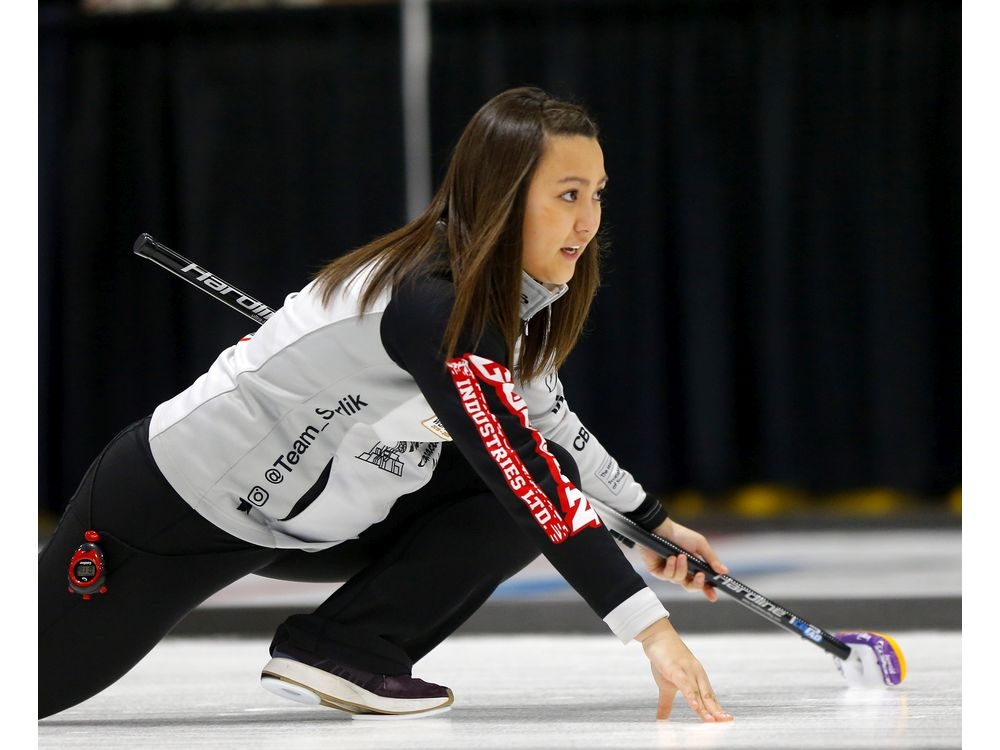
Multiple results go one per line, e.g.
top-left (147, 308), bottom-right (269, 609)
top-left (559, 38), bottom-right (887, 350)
top-left (260, 657), bottom-right (454, 717)
top-left (350, 705), bottom-right (452, 720)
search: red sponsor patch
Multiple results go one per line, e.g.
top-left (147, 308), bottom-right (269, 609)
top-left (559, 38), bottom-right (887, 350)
top-left (447, 355), bottom-right (601, 542)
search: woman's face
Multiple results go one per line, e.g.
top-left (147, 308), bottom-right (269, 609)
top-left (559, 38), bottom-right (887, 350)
top-left (521, 135), bottom-right (606, 287)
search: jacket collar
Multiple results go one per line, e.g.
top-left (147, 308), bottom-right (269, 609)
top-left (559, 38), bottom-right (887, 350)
top-left (520, 272), bottom-right (568, 323)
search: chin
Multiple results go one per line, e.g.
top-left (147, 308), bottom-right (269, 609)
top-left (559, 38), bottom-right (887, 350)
top-left (550, 267), bottom-right (578, 285)
top-left (539, 274), bottom-right (573, 287)
top-left (556, 269), bottom-right (576, 284)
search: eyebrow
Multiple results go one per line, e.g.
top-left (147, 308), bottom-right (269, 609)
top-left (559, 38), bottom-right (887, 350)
top-left (557, 175), bottom-right (609, 185)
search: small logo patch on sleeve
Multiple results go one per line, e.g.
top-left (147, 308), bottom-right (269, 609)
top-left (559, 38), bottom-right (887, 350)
top-left (421, 415), bottom-right (452, 441)
top-left (595, 456), bottom-right (627, 496)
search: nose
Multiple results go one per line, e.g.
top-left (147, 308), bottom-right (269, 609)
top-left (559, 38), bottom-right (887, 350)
top-left (575, 200), bottom-right (601, 239)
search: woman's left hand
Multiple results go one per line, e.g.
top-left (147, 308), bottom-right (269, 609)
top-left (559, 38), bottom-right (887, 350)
top-left (638, 519), bottom-right (728, 602)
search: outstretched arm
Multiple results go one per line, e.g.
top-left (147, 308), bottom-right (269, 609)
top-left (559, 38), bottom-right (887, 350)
top-left (382, 275), bottom-right (660, 634)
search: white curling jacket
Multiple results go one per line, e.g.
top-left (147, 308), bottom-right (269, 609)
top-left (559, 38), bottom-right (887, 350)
top-left (149, 261), bottom-right (669, 642)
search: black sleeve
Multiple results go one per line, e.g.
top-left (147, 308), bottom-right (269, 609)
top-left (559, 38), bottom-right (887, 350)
top-left (381, 276), bottom-right (648, 619)
top-left (624, 494), bottom-right (669, 531)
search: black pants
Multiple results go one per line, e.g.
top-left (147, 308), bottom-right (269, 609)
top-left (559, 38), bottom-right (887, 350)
top-left (38, 417), bottom-right (561, 719)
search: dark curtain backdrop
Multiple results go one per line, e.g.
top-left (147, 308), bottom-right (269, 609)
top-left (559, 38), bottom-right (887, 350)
top-left (38, 0), bottom-right (960, 517)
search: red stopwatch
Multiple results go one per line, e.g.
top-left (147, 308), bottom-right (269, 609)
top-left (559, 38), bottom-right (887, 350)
top-left (67, 530), bottom-right (107, 599)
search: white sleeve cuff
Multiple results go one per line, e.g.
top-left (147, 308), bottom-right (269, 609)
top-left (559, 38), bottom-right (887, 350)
top-left (603, 588), bottom-right (669, 644)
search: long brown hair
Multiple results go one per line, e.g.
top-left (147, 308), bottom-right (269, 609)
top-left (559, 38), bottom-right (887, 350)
top-left (313, 86), bottom-right (603, 382)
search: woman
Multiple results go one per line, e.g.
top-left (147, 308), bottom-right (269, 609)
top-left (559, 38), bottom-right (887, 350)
top-left (39, 86), bottom-right (733, 723)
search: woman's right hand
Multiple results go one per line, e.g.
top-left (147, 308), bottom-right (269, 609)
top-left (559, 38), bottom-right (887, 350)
top-left (638, 518), bottom-right (729, 602)
top-left (636, 618), bottom-right (733, 723)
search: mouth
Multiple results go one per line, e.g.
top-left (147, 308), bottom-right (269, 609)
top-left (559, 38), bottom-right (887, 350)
top-left (560, 245), bottom-right (582, 258)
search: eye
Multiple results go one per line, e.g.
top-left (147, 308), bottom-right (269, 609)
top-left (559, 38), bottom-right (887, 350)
top-left (560, 189), bottom-right (579, 202)
top-left (594, 188), bottom-right (606, 204)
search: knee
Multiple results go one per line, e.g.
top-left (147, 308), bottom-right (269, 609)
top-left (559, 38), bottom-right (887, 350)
top-left (444, 495), bottom-right (538, 574)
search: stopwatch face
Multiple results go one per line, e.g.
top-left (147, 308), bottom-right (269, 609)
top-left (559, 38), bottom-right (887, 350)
top-left (73, 559), bottom-right (98, 581)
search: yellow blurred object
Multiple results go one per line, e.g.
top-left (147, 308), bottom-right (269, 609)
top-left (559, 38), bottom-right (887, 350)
top-left (824, 488), bottom-right (909, 515)
top-left (657, 484), bottom-right (958, 522)
top-left (666, 490), bottom-right (706, 517)
top-left (729, 484), bottom-right (807, 517)
top-left (948, 486), bottom-right (961, 514)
